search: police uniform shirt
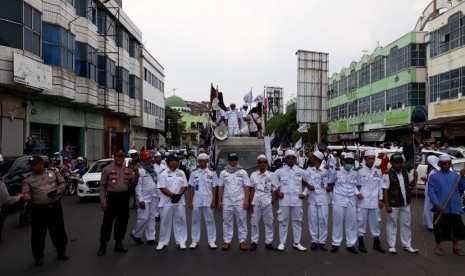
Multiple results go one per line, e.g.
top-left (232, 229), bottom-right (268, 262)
top-left (381, 171), bottom-right (413, 206)
top-left (154, 163), bottom-right (167, 175)
top-left (274, 165), bottom-right (307, 207)
top-left (136, 165), bottom-right (158, 202)
top-left (218, 168), bottom-right (251, 206)
top-left (357, 165), bottom-right (383, 208)
top-left (22, 169), bottom-right (65, 205)
top-left (226, 109), bottom-right (240, 127)
top-left (305, 164), bottom-right (331, 205)
top-left (100, 165), bottom-right (133, 204)
top-left (249, 170), bottom-right (279, 206)
top-left (331, 168), bottom-right (359, 207)
top-left (157, 168), bottom-right (188, 207)
top-left (188, 168), bottom-right (218, 207)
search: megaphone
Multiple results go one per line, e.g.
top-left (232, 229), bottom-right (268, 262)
top-left (214, 126), bottom-right (228, 140)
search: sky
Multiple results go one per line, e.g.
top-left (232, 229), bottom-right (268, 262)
top-left (124, 0), bottom-right (431, 107)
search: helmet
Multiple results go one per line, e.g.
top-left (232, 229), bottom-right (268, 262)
top-left (139, 150), bottom-right (152, 161)
top-left (77, 157), bottom-right (84, 161)
top-left (128, 149), bottom-right (138, 155)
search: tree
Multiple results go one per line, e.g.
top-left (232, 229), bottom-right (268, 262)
top-left (165, 107), bottom-right (184, 148)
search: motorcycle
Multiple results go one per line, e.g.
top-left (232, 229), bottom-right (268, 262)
top-left (60, 167), bottom-right (80, 196)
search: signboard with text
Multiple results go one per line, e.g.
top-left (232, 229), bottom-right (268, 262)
top-left (13, 53), bottom-right (52, 91)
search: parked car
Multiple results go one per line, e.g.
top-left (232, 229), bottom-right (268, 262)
top-left (415, 150), bottom-right (458, 191)
top-left (77, 158), bottom-right (130, 201)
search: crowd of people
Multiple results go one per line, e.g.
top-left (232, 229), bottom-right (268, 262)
top-left (1, 145), bottom-right (465, 267)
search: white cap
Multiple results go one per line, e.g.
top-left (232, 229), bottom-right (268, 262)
top-left (128, 149), bottom-right (138, 154)
top-left (154, 151), bottom-right (162, 157)
top-left (197, 153), bottom-right (209, 160)
top-left (77, 157), bottom-right (84, 161)
top-left (313, 151), bottom-right (324, 161)
top-left (341, 152), bottom-right (346, 157)
top-left (438, 155), bottom-right (452, 162)
top-left (379, 149), bottom-right (387, 154)
top-left (165, 152), bottom-right (170, 157)
top-left (257, 154), bottom-right (267, 161)
top-left (365, 150), bottom-right (376, 157)
top-left (284, 149), bottom-right (297, 158)
top-left (427, 155), bottom-right (440, 171)
top-left (278, 150), bottom-right (283, 156)
top-left (344, 152), bottom-right (355, 160)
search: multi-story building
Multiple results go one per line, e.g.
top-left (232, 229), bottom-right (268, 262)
top-left (327, 31), bottom-right (427, 144)
top-left (0, 0), bottom-right (164, 158)
top-left (423, 1), bottom-right (465, 145)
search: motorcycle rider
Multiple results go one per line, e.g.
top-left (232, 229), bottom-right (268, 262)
top-left (73, 157), bottom-right (87, 177)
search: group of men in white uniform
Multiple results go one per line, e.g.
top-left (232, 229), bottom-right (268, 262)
top-left (128, 147), bottom-right (421, 254)
top-left (216, 103), bottom-right (249, 137)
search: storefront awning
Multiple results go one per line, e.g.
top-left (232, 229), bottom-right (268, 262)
top-left (417, 115), bottom-right (465, 126)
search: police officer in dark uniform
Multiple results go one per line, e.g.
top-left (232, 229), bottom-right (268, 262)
top-left (22, 155), bottom-right (69, 266)
top-left (97, 149), bottom-right (134, 256)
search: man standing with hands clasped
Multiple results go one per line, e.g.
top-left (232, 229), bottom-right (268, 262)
top-left (156, 155), bottom-right (188, 250)
top-left (22, 155), bottom-right (69, 266)
top-left (356, 150), bottom-right (386, 253)
top-left (97, 149), bottom-right (134, 256)
top-left (218, 152), bottom-right (251, 251)
top-left (274, 149), bottom-right (308, 252)
top-left (188, 153), bottom-right (218, 250)
top-left (382, 153), bottom-right (418, 254)
top-left (428, 154), bottom-right (465, 256)
top-left (249, 154), bottom-right (279, 251)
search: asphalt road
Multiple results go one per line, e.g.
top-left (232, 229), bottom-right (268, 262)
top-left (0, 193), bottom-right (464, 276)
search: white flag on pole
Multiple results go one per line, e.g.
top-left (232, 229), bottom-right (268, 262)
top-left (253, 94), bottom-right (264, 103)
top-left (243, 89), bottom-right (253, 104)
top-left (297, 124), bottom-right (308, 133)
top-left (294, 137), bottom-right (302, 151)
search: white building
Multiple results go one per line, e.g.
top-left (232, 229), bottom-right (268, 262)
top-left (0, 0), bottom-right (164, 158)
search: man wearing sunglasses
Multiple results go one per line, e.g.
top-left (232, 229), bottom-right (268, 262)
top-left (274, 149), bottom-right (308, 252)
top-left (249, 154), bottom-right (279, 251)
top-left (428, 154), bottom-right (465, 256)
top-left (382, 153), bottom-right (418, 254)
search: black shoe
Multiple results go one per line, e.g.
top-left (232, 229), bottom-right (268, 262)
top-left (34, 258), bottom-right (44, 266)
top-left (146, 240), bottom-right (158, 245)
top-left (358, 244), bottom-right (367, 253)
top-left (249, 242), bottom-right (258, 251)
top-left (373, 237), bottom-right (386, 253)
top-left (57, 253), bottom-right (70, 260)
top-left (310, 242), bottom-right (318, 251)
top-left (346, 246), bottom-right (359, 254)
top-left (265, 243), bottom-right (276, 251)
top-left (155, 215), bottom-right (160, 222)
top-left (97, 243), bottom-right (107, 256)
top-left (130, 233), bottom-right (144, 245)
top-left (318, 243), bottom-right (328, 251)
top-left (114, 243), bottom-right (128, 253)
top-left (331, 245), bottom-right (339, 253)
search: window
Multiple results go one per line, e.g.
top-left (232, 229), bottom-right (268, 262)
top-left (371, 92), bottom-right (385, 113)
top-left (329, 107), bottom-right (338, 121)
top-left (430, 12), bottom-right (464, 57)
top-left (0, 1), bottom-right (42, 56)
top-left (371, 56), bottom-right (385, 82)
top-left (75, 0), bottom-right (97, 25)
top-left (116, 26), bottom-right (129, 52)
top-left (116, 66), bottom-right (129, 95)
top-left (348, 71), bottom-right (357, 91)
top-left (358, 63), bottom-right (370, 88)
top-left (129, 40), bottom-right (140, 58)
top-left (75, 42), bottom-right (97, 81)
top-left (43, 23), bottom-right (74, 70)
top-left (348, 100), bottom-right (358, 117)
top-left (429, 68), bottom-right (463, 102)
top-left (339, 76), bottom-right (348, 94)
top-left (129, 75), bottom-right (140, 99)
top-left (98, 55), bottom-right (115, 88)
top-left (97, 10), bottom-right (114, 39)
top-left (358, 96), bottom-right (370, 115)
top-left (339, 103), bottom-right (347, 119)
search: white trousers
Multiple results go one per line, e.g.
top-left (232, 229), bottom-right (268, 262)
top-left (357, 208), bottom-right (381, 237)
top-left (251, 204), bottom-right (274, 244)
top-left (386, 205), bottom-right (412, 248)
top-left (308, 204), bottom-right (329, 244)
top-left (191, 206), bottom-right (216, 243)
top-left (223, 205), bottom-right (248, 243)
top-left (277, 206), bottom-right (303, 245)
top-left (153, 196), bottom-right (160, 217)
top-left (132, 197), bottom-right (157, 240)
top-left (228, 126), bottom-right (239, 137)
top-left (158, 205), bottom-right (187, 246)
top-left (332, 205), bottom-right (357, 247)
top-left (423, 185), bottom-right (434, 229)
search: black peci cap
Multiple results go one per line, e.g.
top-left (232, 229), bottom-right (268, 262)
top-left (227, 153), bottom-right (239, 161)
top-left (28, 155), bottom-right (44, 165)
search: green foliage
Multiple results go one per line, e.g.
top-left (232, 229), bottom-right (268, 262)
top-left (165, 107), bottom-right (183, 147)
